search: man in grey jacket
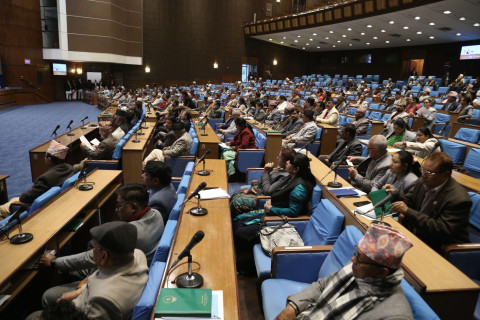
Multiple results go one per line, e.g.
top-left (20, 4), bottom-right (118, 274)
top-left (29, 222), bottom-right (148, 320)
top-left (319, 124), bottom-right (363, 166)
top-left (348, 135), bottom-right (392, 193)
top-left (274, 223), bottom-right (413, 320)
top-left (283, 110), bottom-right (317, 147)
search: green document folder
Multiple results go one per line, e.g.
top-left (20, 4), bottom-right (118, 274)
top-left (266, 130), bottom-right (281, 133)
top-left (155, 288), bottom-right (212, 317)
top-left (370, 189), bottom-right (391, 219)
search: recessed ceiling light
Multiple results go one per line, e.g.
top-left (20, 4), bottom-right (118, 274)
top-left (309, 38), bottom-right (313, 41)
top-left (403, 26), bottom-right (409, 29)
top-left (302, 47), bottom-right (305, 50)
top-left (349, 43), bottom-right (352, 46)
top-left (367, 25), bottom-right (372, 28)
top-left (459, 17), bottom-right (466, 21)
top-left (417, 31), bottom-right (422, 34)
top-left (361, 32), bottom-right (365, 35)
top-left (374, 36), bottom-right (378, 39)
top-left (306, 43), bottom-right (309, 46)
top-left (325, 37), bottom-right (329, 39)
top-left (429, 22), bottom-right (435, 26)
top-left (385, 40), bottom-right (390, 43)
top-left (381, 29), bottom-right (386, 32)
top-left (329, 31), bottom-right (334, 34)
top-left (297, 35), bottom-right (301, 38)
top-left (313, 33), bottom-right (317, 36)
top-left (474, 23), bottom-right (480, 27)
top-left (443, 10), bottom-right (451, 14)
top-left (366, 42), bottom-right (370, 45)
top-left (347, 28), bottom-right (352, 31)
top-left (280, 41), bottom-right (284, 44)
top-left (269, 38), bottom-right (273, 41)
top-left (332, 45), bottom-right (336, 47)
top-left (415, 16), bottom-right (421, 20)
top-left (316, 46), bottom-right (320, 48)
top-left (283, 36), bottom-right (286, 39)
top-left (389, 20), bottom-right (395, 24)
top-left (342, 35), bottom-right (346, 37)
top-left (456, 33), bottom-right (462, 36)
top-left (294, 39), bottom-right (298, 42)
top-left (429, 36), bottom-right (435, 39)
top-left (406, 38), bottom-right (411, 41)
top-left (337, 40), bottom-right (341, 43)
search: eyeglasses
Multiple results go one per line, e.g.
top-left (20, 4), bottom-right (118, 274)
top-left (420, 167), bottom-right (446, 176)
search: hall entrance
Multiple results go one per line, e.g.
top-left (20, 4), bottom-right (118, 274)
top-left (404, 59), bottom-right (424, 79)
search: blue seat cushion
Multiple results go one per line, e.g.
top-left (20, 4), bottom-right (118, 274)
top-left (302, 199), bottom-right (344, 246)
top-left (401, 280), bottom-right (440, 320)
top-left (455, 128), bottom-right (480, 144)
top-left (253, 243), bottom-right (272, 280)
top-left (151, 220), bottom-right (178, 263)
top-left (439, 140), bottom-right (466, 164)
top-left (131, 262), bottom-right (166, 320)
top-left (262, 279), bottom-right (309, 320)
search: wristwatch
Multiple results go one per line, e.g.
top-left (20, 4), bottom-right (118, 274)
top-left (288, 300), bottom-right (299, 315)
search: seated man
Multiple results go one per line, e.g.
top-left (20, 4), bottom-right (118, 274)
top-left (38, 184), bottom-right (164, 275)
top-left (76, 121), bottom-right (118, 171)
top-left (275, 223), bottom-right (413, 320)
top-left (281, 109), bottom-right (304, 138)
top-left (352, 106), bottom-right (369, 135)
top-left (155, 116), bottom-right (176, 149)
top-left (382, 102), bottom-right (409, 137)
top-left (143, 121), bottom-right (193, 164)
top-left (274, 103), bottom-right (295, 131)
top-left (142, 161), bottom-right (178, 222)
top-left (283, 110), bottom-right (317, 148)
top-left (265, 102), bottom-right (282, 126)
top-left (207, 100), bottom-right (222, 119)
top-left (217, 108), bottom-right (241, 141)
top-left (0, 140), bottom-right (74, 219)
top-left (442, 91), bottom-right (459, 111)
top-left (113, 108), bottom-right (131, 135)
top-left (348, 135), bottom-right (392, 193)
top-left (319, 123), bottom-right (362, 166)
top-left (415, 98), bottom-right (437, 130)
top-left (391, 152), bottom-right (471, 252)
top-left (383, 96), bottom-right (397, 112)
top-left (316, 98), bottom-right (339, 127)
top-left (28, 221), bottom-right (148, 320)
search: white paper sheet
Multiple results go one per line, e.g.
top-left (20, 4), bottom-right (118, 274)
top-left (80, 135), bottom-right (95, 151)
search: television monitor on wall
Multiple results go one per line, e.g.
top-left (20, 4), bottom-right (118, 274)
top-left (460, 44), bottom-right (480, 60)
top-left (52, 63), bottom-right (67, 76)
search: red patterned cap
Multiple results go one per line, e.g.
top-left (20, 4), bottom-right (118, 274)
top-left (47, 140), bottom-right (69, 159)
top-left (358, 223), bottom-right (413, 269)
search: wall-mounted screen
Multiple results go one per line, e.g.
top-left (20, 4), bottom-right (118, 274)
top-left (86, 72), bottom-right (102, 84)
top-left (52, 63), bottom-right (67, 75)
top-left (460, 44), bottom-right (480, 60)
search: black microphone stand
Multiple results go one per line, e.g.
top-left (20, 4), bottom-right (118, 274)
top-left (132, 132), bottom-right (140, 143)
top-left (189, 194), bottom-right (208, 216)
top-left (371, 204), bottom-right (391, 227)
top-left (141, 118), bottom-right (148, 130)
top-left (66, 123), bottom-right (75, 136)
top-left (327, 167), bottom-right (342, 188)
top-left (197, 157), bottom-right (210, 176)
top-left (81, 118), bottom-right (88, 129)
top-left (10, 207), bottom-right (34, 244)
top-left (175, 252), bottom-right (204, 288)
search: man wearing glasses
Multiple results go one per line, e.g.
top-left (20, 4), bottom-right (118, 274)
top-left (391, 152), bottom-right (471, 252)
top-left (275, 224), bottom-right (414, 320)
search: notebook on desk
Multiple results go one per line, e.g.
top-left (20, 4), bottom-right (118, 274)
top-left (330, 188), bottom-right (359, 197)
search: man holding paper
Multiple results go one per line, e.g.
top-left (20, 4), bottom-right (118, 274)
top-left (79, 121), bottom-right (118, 160)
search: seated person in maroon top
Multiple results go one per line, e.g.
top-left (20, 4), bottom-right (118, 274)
top-left (226, 118), bottom-right (257, 150)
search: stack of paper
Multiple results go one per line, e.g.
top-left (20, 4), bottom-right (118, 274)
top-left (218, 143), bottom-right (231, 150)
top-left (198, 188), bottom-right (230, 200)
top-left (80, 136), bottom-right (100, 151)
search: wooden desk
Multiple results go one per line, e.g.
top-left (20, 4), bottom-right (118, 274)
top-left (0, 169), bottom-right (122, 312)
top-left (411, 117), bottom-right (425, 131)
top-left (370, 121), bottom-right (384, 136)
top-left (144, 109), bottom-right (157, 123)
top-left (317, 123), bottom-right (338, 155)
top-left (122, 123), bottom-right (156, 184)
top-left (84, 91), bottom-right (98, 106)
top-left (155, 159), bottom-right (239, 319)
top-left (248, 119), bottom-right (283, 164)
top-left (357, 216), bottom-right (480, 319)
top-left (308, 153), bottom-right (480, 318)
top-left (98, 106), bottom-right (118, 122)
top-left (0, 175), bottom-right (9, 204)
top-left (194, 123), bottom-right (220, 159)
top-left (29, 122), bottom-right (99, 182)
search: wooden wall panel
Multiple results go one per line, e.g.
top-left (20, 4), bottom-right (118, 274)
top-left (0, 0), bottom-right (54, 101)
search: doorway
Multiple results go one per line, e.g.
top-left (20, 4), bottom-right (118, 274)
top-left (242, 64), bottom-right (257, 82)
top-left (405, 59), bottom-right (424, 79)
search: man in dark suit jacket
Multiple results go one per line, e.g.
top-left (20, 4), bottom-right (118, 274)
top-left (0, 141), bottom-right (74, 218)
top-left (319, 124), bottom-right (362, 166)
top-left (391, 152), bottom-right (471, 252)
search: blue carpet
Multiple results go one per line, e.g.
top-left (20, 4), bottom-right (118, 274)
top-left (0, 102), bottom-right (102, 199)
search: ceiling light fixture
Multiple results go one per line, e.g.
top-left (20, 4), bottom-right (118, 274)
top-left (269, 38), bottom-right (273, 41)
top-left (317, 46), bottom-right (320, 48)
top-left (325, 37), bottom-right (329, 39)
top-left (417, 31), bottom-right (422, 34)
top-left (474, 23), bottom-right (480, 27)
top-left (280, 41), bottom-right (284, 44)
top-left (443, 10), bottom-right (451, 14)
top-left (329, 30), bottom-right (334, 33)
top-left (273, 58), bottom-right (278, 65)
top-left (313, 33), bottom-right (317, 36)
top-left (347, 28), bottom-right (352, 31)
top-left (332, 45), bottom-right (336, 47)
top-left (403, 26), bottom-right (409, 29)
top-left (302, 47), bottom-right (306, 50)
top-left (342, 35), bottom-right (346, 37)
top-left (337, 40), bottom-right (341, 43)
top-left (309, 38), bottom-right (313, 41)
top-left (283, 36), bottom-right (286, 39)
top-left (385, 40), bottom-right (390, 43)
top-left (306, 43), bottom-right (310, 45)
top-left (381, 29), bottom-right (386, 32)
top-left (366, 42), bottom-right (370, 45)
top-left (459, 17), bottom-right (466, 21)
top-left (367, 25), bottom-right (372, 28)
top-left (297, 35), bottom-right (301, 37)
top-left (429, 22), bottom-right (435, 26)
top-left (456, 33), bottom-right (461, 36)
top-left (389, 20), bottom-right (394, 24)
top-left (294, 39), bottom-right (298, 42)
top-left (429, 36), bottom-right (435, 39)
top-left (415, 16), bottom-right (421, 20)
top-left (373, 36), bottom-right (378, 39)
top-left (349, 43), bottom-right (352, 46)
top-left (406, 38), bottom-right (411, 41)
top-left (361, 32), bottom-right (365, 35)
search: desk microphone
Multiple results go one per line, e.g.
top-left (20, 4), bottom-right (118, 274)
top-left (200, 120), bottom-right (208, 136)
top-left (299, 139), bottom-right (314, 156)
top-left (66, 120), bottom-right (75, 136)
top-left (80, 116), bottom-right (89, 129)
top-left (195, 150), bottom-right (211, 176)
top-left (438, 121), bottom-right (449, 136)
top-left (425, 140), bottom-right (443, 159)
top-left (51, 125), bottom-right (60, 138)
top-left (184, 182), bottom-right (208, 216)
top-left (76, 162), bottom-right (94, 191)
top-left (9, 205), bottom-right (33, 244)
top-left (184, 182), bottom-right (207, 204)
top-left (320, 156), bottom-right (347, 188)
top-left (173, 230), bottom-right (205, 288)
top-left (366, 191), bottom-right (399, 226)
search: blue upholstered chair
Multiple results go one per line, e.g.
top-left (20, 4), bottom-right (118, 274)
top-left (253, 199), bottom-right (344, 280)
top-left (463, 148), bottom-right (480, 178)
top-left (28, 186), bottom-right (62, 214)
top-left (454, 128), bottom-right (480, 144)
top-left (60, 172), bottom-right (81, 192)
top-left (439, 140), bottom-right (467, 164)
top-left (261, 226), bottom-right (439, 320)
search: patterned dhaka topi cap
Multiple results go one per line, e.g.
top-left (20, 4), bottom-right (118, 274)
top-left (47, 140), bottom-right (69, 159)
top-left (98, 121), bottom-right (113, 131)
top-left (447, 91), bottom-right (458, 97)
top-left (357, 223), bottom-right (413, 269)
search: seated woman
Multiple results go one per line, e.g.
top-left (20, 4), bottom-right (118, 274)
top-left (393, 127), bottom-right (440, 159)
top-left (232, 153), bottom-right (316, 252)
top-left (386, 118), bottom-right (416, 147)
top-left (371, 150), bottom-right (420, 196)
top-left (230, 148), bottom-right (295, 217)
top-left (221, 118), bottom-right (257, 176)
top-left (252, 101), bottom-right (267, 122)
